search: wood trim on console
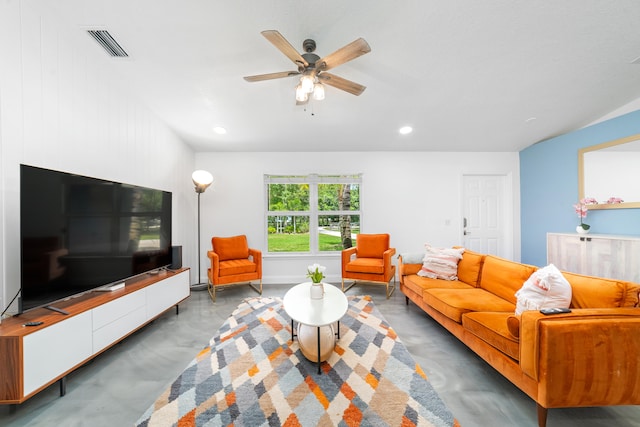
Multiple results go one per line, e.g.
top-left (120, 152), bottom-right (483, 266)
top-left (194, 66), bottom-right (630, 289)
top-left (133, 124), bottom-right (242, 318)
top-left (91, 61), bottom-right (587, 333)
top-left (0, 268), bottom-right (190, 404)
top-left (0, 337), bottom-right (21, 402)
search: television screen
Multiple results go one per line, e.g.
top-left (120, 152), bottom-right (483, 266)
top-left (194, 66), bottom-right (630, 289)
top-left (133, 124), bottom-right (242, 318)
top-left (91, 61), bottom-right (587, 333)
top-left (20, 165), bottom-right (172, 312)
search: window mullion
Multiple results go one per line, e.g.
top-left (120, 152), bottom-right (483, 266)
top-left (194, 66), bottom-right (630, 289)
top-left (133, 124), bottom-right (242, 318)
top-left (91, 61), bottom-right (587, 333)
top-left (309, 182), bottom-right (319, 254)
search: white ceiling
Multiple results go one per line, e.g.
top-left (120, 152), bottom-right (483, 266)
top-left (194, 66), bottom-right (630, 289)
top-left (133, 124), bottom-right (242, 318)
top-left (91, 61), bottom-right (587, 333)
top-left (40, 0), bottom-right (640, 152)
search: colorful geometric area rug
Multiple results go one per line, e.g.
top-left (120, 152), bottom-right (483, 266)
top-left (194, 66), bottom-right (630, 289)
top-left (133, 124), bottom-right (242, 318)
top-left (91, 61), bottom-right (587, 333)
top-left (135, 295), bottom-right (460, 427)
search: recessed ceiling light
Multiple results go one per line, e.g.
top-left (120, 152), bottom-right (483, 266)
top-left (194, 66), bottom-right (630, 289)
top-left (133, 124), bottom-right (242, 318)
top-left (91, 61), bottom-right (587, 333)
top-left (213, 126), bottom-right (227, 135)
top-left (399, 126), bottom-right (413, 135)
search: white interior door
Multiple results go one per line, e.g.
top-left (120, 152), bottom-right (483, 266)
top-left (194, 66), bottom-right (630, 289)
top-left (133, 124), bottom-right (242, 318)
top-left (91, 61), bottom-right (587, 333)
top-left (462, 175), bottom-right (506, 256)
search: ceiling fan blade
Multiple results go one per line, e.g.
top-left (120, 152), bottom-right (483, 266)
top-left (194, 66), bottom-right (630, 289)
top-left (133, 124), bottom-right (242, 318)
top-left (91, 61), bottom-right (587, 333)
top-left (315, 38), bottom-right (371, 72)
top-left (244, 71), bottom-right (300, 82)
top-left (261, 30), bottom-right (308, 69)
top-left (318, 73), bottom-right (366, 96)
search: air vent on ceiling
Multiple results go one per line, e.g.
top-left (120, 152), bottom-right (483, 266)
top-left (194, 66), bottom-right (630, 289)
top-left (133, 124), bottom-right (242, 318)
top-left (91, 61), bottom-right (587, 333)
top-left (87, 29), bottom-right (128, 57)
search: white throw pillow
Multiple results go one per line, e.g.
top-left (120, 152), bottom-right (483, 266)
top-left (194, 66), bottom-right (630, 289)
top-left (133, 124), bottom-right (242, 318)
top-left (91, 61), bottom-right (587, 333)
top-left (515, 263), bottom-right (572, 315)
top-left (417, 245), bottom-right (465, 280)
top-left (400, 252), bottom-right (426, 264)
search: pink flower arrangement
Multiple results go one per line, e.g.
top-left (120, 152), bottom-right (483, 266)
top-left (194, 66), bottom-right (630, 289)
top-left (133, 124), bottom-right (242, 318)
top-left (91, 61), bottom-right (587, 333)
top-left (573, 197), bottom-right (598, 230)
top-left (606, 197), bottom-right (624, 204)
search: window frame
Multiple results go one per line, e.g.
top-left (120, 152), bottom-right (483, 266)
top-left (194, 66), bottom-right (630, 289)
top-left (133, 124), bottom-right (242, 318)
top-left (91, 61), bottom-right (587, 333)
top-left (264, 173), bottom-right (362, 255)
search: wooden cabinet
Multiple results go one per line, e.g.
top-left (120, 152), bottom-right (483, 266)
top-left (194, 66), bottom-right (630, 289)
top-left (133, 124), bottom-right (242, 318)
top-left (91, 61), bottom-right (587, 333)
top-left (547, 233), bottom-right (640, 282)
top-left (0, 268), bottom-right (189, 404)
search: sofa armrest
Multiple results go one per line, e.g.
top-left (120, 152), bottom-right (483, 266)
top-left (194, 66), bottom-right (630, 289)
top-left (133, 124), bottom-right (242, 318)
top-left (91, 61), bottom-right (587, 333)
top-left (398, 254), bottom-right (422, 281)
top-left (383, 247), bottom-right (396, 263)
top-left (207, 250), bottom-right (219, 283)
top-left (248, 248), bottom-right (262, 276)
top-left (383, 247), bottom-right (396, 278)
top-left (341, 247), bottom-right (357, 272)
top-left (519, 308), bottom-right (640, 408)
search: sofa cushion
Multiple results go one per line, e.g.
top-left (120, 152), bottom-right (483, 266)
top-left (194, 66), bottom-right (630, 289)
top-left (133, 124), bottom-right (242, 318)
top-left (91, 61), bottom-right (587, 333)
top-left (462, 312), bottom-right (520, 361)
top-left (561, 271), bottom-right (640, 308)
top-left (506, 315), bottom-right (520, 339)
top-left (515, 264), bottom-right (572, 315)
top-left (402, 274), bottom-right (475, 299)
top-left (345, 257), bottom-right (384, 274)
top-left (424, 288), bottom-right (516, 323)
top-left (418, 245), bottom-right (465, 280)
top-left (479, 255), bottom-right (537, 304)
top-left (455, 248), bottom-right (485, 287)
top-left (212, 235), bottom-right (249, 261)
top-left (218, 259), bottom-right (257, 276)
top-left (356, 234), bottom-right (389, 258)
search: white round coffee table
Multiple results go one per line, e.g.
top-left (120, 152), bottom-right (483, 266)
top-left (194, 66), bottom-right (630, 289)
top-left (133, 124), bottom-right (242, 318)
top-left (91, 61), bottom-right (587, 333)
top-left (283, 282), bottom-right (348, 374)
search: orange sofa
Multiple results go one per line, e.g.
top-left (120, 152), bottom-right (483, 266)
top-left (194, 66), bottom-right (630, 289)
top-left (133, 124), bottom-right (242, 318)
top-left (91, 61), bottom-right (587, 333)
top-left (398, 249), bottom-right (640, 427)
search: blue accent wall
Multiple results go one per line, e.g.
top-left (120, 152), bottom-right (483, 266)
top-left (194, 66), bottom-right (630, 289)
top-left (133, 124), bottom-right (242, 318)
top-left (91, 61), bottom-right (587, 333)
top-left (520, 110), bottom-right (640, 266)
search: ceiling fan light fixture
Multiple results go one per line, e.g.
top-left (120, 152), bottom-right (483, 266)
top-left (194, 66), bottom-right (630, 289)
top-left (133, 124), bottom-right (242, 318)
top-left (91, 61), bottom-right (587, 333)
top-left (300, 74), bottom-right (315, 93)
top-left (245, 31), bottom-right (371, 103)
top-left (313, 83), bottom-right (325, 100)
top-left (295, 84), bottom-right (309, 102)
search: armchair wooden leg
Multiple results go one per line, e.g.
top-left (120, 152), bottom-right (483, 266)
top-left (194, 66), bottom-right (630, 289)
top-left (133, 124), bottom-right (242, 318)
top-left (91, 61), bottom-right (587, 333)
top-left (386, 276), bottom-right (396, 299)
top-left (342, 279), bottom-right (357, 293)
top-left (343, 278), bottom-right (395, 298)
top-left (207, 280), bottom-right (217, 302)
top-left (536, 404), bottom-right (548, 427)
top-left (206, 280), bottom-right (262, 303)
top-left (248, 280), bottom-right (262, 296)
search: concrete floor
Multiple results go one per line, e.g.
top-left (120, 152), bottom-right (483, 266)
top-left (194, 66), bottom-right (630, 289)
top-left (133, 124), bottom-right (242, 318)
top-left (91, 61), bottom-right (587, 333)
top-left (1, 283), bottom-right (638, 427)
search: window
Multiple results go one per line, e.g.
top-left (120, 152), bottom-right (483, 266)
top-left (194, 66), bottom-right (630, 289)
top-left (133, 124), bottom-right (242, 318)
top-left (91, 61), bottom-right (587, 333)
top-left (265, 174), bottom-right (361, 254)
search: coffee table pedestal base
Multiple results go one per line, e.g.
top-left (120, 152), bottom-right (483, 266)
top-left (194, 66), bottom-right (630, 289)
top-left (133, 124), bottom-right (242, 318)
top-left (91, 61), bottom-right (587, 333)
top-left (297, 323), bottom-right (335, 363)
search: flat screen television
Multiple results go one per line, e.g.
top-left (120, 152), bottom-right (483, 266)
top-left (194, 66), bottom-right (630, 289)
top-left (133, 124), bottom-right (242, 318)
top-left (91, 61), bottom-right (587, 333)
top-left (19, 164), bottom-right (172, 313)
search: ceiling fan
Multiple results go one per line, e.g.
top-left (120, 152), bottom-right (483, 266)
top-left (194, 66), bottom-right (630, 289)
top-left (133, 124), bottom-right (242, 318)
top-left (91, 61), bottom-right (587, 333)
top-left (243, 30), bottom-right (371, 103)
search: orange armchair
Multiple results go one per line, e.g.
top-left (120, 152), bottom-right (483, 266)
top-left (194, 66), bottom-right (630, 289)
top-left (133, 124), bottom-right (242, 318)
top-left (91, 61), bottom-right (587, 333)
top-left (341, 233), bottom-right (396, 299)
top-left (207, 235), bottom-right (262, 301)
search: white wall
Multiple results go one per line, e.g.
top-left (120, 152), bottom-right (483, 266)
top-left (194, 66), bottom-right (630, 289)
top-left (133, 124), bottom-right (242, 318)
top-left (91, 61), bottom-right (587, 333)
top-left (0, 2), bottom-right (521, 311)
top-left (0, 1), bottom-right (196, 315)
top-left (195, 151), bottom-right (520, 285)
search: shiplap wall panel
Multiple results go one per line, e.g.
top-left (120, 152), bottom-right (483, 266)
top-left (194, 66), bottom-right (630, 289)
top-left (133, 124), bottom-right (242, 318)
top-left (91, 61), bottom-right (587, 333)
top-left (0, 2), bottom-right (196, 314)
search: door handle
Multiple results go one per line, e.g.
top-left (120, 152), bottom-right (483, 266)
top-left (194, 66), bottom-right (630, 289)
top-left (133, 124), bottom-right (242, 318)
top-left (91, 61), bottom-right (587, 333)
top-left (463, 217), bottom-right (467, 228)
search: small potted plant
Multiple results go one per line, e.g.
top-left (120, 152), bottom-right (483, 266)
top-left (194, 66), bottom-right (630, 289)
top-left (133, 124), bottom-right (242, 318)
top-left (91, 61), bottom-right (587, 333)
top-left (573, 197), bottom-right (598, 234)
top-left (307, 263), bottom-right (326, 299)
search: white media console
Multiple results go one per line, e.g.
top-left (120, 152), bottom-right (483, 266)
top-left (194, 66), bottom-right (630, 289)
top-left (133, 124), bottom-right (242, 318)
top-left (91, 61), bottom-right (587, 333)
top-left (0, 268), bottom-right (189, 404)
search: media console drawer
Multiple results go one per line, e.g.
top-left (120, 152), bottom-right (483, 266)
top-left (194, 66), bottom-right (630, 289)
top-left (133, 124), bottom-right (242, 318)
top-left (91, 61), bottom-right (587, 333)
top-left (92, 290), bottom-right (148, 353)
top-left (93, 290), bottom-right (146, 331)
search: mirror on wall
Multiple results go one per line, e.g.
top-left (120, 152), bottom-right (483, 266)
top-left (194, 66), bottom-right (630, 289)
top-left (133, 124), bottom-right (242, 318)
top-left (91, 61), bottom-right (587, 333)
top-left (578, 133), bottom-right (640, 210)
